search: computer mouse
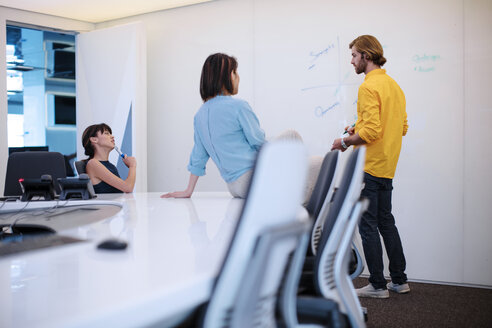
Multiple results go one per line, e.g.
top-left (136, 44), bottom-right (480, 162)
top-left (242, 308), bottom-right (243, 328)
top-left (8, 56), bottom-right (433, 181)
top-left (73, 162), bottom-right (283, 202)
top-left (97, 238), bottom-right (128, 250)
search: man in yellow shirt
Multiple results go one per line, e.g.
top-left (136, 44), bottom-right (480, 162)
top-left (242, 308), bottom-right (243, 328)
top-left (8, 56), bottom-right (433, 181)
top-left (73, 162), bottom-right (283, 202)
top-left (332, 35), bottom-right (409, 298)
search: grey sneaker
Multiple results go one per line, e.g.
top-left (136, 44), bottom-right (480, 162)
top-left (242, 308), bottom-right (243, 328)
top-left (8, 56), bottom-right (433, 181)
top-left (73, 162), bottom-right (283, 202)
top-left (356, 284), bottom-right (389, 298)
top-left (387, 282), bottom-right (410, 294)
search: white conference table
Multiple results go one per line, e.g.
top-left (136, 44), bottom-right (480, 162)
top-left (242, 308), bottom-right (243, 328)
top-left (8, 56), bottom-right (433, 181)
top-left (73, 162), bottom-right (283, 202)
top-left (0, 192), bottom-right (242, 328)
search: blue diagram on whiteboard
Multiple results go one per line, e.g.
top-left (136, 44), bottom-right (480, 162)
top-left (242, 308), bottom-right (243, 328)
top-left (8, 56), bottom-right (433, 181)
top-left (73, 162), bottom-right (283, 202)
top-left (308, 43), bottom-right (335, 70)
top-left (315, 102), bottom-right (340, 117)
top-left (301, 36), bottom-right (358, 118)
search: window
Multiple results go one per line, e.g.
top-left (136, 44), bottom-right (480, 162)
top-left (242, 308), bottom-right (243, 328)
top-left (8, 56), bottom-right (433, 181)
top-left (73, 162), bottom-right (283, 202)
top-left (6, 25), bottom-right (77, 172)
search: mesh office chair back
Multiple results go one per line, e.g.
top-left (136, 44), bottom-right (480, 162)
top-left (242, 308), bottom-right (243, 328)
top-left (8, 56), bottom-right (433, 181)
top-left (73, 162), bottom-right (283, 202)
top-left (280, 205), bottom-right (369, 328)
top-left (4, 151), bottom-right (67, 196)
top-left (201, 140), bottom-right (308, 328)
top-left (334, 198), bottom-right (369, 328)
top-left (313, 147), bottom-right (366, 306)
top-left (231, 219), bottom-right (310, 327)
top-left (305, 150), bottom-right (340, 255)
top-left (305, 150), bottom-right (365, 279)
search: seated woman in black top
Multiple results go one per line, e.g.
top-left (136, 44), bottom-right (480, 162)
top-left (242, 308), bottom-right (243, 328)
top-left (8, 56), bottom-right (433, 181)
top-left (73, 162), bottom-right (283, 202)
top-left (82, 123), bottom-right (137, 193)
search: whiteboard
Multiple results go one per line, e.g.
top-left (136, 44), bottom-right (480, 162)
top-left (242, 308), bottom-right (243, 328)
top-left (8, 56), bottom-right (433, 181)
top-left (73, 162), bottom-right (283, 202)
top-left (252, 0), bottom-right (465, 284)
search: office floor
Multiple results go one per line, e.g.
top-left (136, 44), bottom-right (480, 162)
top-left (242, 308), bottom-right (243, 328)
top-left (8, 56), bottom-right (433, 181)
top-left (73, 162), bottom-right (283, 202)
top-left (353, 278), bottom-right (492, 328)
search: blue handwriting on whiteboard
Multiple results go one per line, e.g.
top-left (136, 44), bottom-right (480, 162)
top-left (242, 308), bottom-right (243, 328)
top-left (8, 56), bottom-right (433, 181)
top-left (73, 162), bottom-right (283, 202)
top-left (412, 54), bottom-right (441, 63)
top-left (308, 44), bottom-right (336, 69)
top-left (412, 54), bottom-right (440, 72)
top-left (315, 102), bottom-right (340, 117)
top-left (301, 84), bottom-right (334, 91)
top-left (414, 66), bottom-right (435, 72)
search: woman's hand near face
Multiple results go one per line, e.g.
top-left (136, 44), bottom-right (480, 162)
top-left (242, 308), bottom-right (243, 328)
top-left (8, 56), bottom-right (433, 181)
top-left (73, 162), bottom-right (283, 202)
top-left (123, 155), bottom-right (137, 168)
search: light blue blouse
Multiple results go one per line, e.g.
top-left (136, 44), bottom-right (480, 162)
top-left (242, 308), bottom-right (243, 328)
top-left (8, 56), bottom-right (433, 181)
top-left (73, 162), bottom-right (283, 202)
top-left (187, 95), bottom-right (265, 183)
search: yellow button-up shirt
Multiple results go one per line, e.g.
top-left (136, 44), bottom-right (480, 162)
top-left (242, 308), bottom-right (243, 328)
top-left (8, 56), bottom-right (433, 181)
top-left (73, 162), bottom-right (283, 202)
top-left (355, 69), bottom-right (408, 179)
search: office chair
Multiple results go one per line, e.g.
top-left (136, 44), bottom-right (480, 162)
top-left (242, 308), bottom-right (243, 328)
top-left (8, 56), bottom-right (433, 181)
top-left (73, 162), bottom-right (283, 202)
top-left (304, 151), bottom-right (365, 280)
top-left (196, 140), bottom-right (309, 328)
top-left (280, 200), bottom-right (369, 328)
top-left (4, 151), bottom-right (67, 196)
top-left (305, 150), bottom-right (340, 256)
top-left (333, 198), bottom-right (369, 328)
top-left (349, 241), bottom-right (365, 280)
top-left (297, 147), bottom-right (367, 327)
top-left (74, 160), bottom-right (87, 175)
top-left (231, 219), bottom-right (311, 327)
top-left (64, 153), bottom-right (77, 177)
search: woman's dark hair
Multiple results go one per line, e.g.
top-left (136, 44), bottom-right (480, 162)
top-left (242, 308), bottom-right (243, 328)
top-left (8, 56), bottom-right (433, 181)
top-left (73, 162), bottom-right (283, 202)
top-left (82, 123), bottom-right (112, 159)
top-left (200, 53), bottom-right (238, 101)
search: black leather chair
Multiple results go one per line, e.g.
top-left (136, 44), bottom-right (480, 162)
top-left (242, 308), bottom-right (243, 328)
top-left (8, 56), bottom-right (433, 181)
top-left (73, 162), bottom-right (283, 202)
top-left (74, 160), bottom-right (87, 175)
top-left (3, 151), bottom-right (67, 196)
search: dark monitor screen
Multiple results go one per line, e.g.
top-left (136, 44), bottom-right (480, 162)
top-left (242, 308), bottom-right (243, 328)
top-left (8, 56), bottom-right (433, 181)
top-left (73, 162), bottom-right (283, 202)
top-left (54, 95), bottom-right (76, 125)
top-left (9, 146), bottom-right (49, 155)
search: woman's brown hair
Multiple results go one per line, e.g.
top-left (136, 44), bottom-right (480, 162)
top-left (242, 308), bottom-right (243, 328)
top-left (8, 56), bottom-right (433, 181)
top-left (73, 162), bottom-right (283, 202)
top-left (81, 123), bottom-right (112, 159)
top-left (200, 53), bottom-right (238, 101)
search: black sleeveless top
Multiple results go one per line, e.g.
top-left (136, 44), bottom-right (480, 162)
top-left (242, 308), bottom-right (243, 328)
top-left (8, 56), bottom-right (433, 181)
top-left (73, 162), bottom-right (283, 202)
top-left (93, 161), bottom-right (124, 194)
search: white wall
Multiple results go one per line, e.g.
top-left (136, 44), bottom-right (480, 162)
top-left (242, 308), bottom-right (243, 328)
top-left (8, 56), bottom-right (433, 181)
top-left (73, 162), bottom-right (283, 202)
top-left (97, 0), bottom-right (255, 194)
top-left (76, 22), bottom-right (147, 191)
top-left (95, 0), bottom-right (492, 286)
top-left (0, 6), bottom-right (94, 194)
top-left (463, 0), bottom-right (492, 285)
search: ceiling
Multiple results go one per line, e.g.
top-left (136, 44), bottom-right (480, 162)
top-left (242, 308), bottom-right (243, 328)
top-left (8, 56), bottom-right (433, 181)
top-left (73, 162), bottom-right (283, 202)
top-left (0, 0), bottom-right (214, 23)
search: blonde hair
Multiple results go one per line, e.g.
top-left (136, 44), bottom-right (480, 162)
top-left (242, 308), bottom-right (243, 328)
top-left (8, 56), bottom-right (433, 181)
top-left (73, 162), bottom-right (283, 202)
top-left (349, 35), bottom-right (387, 66)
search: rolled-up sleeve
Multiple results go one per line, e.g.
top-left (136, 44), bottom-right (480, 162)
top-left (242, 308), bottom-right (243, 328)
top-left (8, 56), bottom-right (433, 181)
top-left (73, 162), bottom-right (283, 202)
top-left (402, 101), bottom-right (408, 136)
top-left (237, 103), bottom-right (265, 150)
top-left (187, 120), bottom-right (210, 176)
top-left (357, 86), bottom-right (382, 143)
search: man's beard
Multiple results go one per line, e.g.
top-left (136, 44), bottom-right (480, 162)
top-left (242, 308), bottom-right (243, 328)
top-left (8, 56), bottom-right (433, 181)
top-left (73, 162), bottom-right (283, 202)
top-left (355, 60), bottom-right (367, 74)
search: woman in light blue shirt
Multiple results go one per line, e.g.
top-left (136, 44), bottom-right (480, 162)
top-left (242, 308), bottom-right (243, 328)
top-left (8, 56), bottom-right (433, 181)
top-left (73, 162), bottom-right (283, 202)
top-left (162, 53), bottom-right (265, 198)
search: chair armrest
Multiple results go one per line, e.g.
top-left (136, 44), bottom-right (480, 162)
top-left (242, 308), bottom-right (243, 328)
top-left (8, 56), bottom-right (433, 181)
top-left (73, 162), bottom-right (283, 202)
top-left (297, 296), bottom-right (348, 327)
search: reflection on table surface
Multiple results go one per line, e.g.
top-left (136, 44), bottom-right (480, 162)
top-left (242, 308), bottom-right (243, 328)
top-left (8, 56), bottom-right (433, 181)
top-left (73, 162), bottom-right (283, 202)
top-left (0, 192), bottom-right (241, 328)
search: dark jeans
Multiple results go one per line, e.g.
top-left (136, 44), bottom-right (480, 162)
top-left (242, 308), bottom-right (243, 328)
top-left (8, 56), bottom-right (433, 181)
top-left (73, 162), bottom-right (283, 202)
top-left (359, 172), bottom-right (407, 289)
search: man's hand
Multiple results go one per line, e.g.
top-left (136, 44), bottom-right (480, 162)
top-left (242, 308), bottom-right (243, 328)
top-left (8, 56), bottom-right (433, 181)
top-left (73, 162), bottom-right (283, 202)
top-left (345, 125), bottom-right (355, 135)
top-left (331, 138), bottom-right (348, 152)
